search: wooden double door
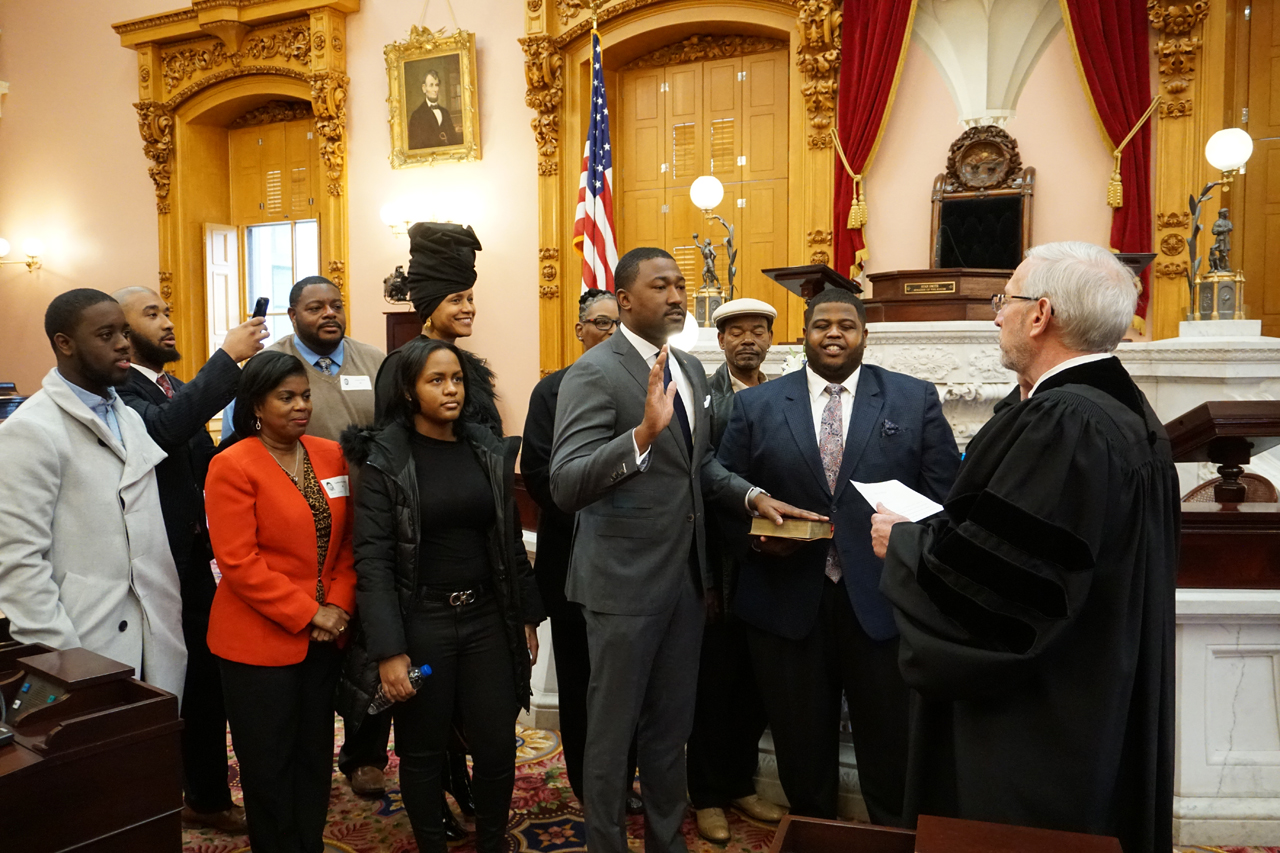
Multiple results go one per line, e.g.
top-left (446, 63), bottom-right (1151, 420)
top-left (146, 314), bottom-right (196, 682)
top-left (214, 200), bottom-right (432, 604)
top-left (617, 49), bottom-right (800, 334)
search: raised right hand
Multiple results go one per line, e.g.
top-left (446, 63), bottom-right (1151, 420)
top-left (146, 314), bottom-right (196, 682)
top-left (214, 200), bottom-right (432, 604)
top-left (634, 346), bottom-right (678, 454)
top-left (378, 654), bottom-right (417, 702)
top-left (222, 316), bottom-right (269, 362)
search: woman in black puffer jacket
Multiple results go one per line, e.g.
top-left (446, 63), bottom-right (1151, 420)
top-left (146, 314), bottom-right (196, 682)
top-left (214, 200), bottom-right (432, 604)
top-left (337, 337), bottom-right (543, 853)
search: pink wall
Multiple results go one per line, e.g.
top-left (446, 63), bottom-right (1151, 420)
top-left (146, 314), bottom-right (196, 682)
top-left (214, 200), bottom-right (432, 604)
top-left (0, 0), bottom-right (162, 395)
top-left (863, 31), bottom-right (1114, 279)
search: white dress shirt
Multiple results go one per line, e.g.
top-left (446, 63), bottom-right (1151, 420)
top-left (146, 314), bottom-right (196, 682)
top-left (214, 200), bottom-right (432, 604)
top-left (806, 364), bottom-right (860, 446)
top-left (131, 363), bottom-right (167, 391)
top-left (1029, 353), bottom-right (1115, 397)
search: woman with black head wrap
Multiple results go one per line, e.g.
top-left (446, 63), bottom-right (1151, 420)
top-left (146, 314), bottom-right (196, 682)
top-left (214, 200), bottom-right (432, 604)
top-left (374, 223), bottom-right (503, 438)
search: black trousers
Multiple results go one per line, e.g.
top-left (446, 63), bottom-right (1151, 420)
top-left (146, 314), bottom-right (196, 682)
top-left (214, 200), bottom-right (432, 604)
top-left (394, 595), bottom-right (518, 853)
top-left (687, 613), bottom-right (769, 809)
top-left (178, 560), bottom-right (234, 814)
top-left (746, 579), bottom-right (909, 826)
top-left (549, 610), bottom-right (638, 804)
top-left (337, 700), bottom-right (392, 775)
top-left (219, 642), bottom-right (341, 853)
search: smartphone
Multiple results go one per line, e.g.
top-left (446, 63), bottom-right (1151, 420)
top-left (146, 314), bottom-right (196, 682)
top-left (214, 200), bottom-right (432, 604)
top-left (252, 297), bottom-right (270, 318)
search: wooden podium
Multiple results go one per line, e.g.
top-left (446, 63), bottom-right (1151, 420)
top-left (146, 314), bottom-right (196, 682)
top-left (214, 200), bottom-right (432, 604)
top-left (863, 269), bottom-right (1008, 322)
top-left (769, 814), bottom-right (1121, 853)
top-left (0, 645), bottom-right (183, 852)
top-left (1166, 400), bottom-right (1280, 588)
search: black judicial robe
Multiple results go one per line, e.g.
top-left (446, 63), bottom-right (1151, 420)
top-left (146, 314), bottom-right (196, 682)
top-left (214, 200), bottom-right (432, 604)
top-left (880, 357), bottom-right (1178, 853)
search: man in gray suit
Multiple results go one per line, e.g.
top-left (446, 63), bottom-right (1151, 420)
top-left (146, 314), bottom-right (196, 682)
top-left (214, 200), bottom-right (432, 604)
top-left (551, 247), bottom-right (819, 853)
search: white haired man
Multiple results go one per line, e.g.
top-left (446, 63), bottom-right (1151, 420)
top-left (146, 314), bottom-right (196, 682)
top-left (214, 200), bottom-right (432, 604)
top-left (871, 242), bottom-right (1179, 853)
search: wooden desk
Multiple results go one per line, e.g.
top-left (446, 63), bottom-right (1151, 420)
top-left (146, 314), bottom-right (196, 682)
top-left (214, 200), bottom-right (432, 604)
top-left (864, 269), bottom-right (1008, 322)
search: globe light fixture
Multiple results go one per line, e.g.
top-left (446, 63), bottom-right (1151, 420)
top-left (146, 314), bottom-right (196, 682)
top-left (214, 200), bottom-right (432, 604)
top-left (0, 235), bottom-right (42, 272)
top-left (1204, 128), bottom-right (1253, 174)
top-left (1184, 128), bottom-right (1256, 321)
top-left (689, 175), bottom-right (725, 212)
top-left (688, 175), bottom-right (738, 326)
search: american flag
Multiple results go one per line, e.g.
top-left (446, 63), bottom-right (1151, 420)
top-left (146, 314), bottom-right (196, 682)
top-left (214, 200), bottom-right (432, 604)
top-left (572, 28), bottom-right (618, 292)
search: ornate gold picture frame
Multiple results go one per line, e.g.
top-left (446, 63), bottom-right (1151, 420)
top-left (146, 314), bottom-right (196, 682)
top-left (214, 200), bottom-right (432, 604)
top-left (386, 26), bottom-right (481, 168)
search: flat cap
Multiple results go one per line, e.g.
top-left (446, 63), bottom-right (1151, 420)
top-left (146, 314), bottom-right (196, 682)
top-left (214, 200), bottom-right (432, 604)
top-left (712, 297), bottom-right (777, 329)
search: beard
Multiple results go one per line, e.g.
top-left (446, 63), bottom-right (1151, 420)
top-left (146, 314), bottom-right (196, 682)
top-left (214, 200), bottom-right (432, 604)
top-left (133, 333), bottom-right (181, 367)
top-left (998, 332), bottom-right (1032, 374)
top-left (728, 347), bottom-right (764, 372)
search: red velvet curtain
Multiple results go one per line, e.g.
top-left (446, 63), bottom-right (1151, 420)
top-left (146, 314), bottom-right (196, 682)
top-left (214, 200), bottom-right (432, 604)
top-left (1061, 0), bottom-right (1154, 319)
top-left (832, 0), bottom-right (916, 277)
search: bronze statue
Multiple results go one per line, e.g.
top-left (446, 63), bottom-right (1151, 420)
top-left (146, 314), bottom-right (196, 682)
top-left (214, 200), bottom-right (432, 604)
top-left (693, 232), bottom-right (721, 290)
top-left (1209, 208), bottom-right (1233, 273)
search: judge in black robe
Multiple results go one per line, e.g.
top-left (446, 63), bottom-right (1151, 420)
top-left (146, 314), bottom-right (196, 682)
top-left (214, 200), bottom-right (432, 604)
top-left (873, 243), bottom-right (1179, 853)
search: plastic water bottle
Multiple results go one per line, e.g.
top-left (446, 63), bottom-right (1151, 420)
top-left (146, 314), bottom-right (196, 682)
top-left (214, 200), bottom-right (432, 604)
top-left (367, 663), bottom-right (433, 715)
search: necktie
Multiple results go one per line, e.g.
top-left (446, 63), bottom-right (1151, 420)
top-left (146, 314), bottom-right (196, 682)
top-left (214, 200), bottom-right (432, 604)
top-left (155, 373), bottom-right (175, 399)
top-left (316, 357), bottom-right (334, 375)
top-left (663, 356), bottom-right (693, 453)
top-left (819, 383), bottom-right (844, 583)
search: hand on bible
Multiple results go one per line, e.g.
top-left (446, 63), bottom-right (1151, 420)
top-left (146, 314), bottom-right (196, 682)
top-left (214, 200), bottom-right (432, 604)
top-left (752, 493), bottom-right (828, 526)
top-left (871, 503), bottom-right (910, 559)
top-left (634, 346), bottom-right (678, 454)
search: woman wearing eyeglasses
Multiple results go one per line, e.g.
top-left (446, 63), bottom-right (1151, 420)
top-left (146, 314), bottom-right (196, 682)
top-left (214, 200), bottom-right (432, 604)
top-left (519, 288), bottom-right (623, 803)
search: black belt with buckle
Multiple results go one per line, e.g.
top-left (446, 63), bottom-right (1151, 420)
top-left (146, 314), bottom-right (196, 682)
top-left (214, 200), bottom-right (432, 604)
top-left (418, 580), bottom-right (491, 606)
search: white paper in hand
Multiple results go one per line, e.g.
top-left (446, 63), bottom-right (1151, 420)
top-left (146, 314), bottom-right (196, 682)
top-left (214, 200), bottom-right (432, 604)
top-left (852, 479), bottom-right (943, 522)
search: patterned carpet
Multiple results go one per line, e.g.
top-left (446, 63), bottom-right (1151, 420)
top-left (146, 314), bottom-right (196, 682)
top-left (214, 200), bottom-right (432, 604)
top-left (182, 721), bottom-right (780, 853)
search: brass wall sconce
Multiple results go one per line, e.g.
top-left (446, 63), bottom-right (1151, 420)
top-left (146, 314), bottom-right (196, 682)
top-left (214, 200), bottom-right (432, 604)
top-left (0, 237), bottom-right (43, 272)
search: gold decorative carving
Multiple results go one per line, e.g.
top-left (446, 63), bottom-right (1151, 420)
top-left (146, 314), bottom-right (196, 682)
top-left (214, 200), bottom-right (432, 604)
top-left (332, 35), bottom-right (343, 52)
top-left (165, 66), bottom-right (310, 109)
top-left (942, 125), bottom-right (1024, 191)
top-left (521, 35), bottom-right (565, 172)
top-left (539, 248), bottom-right (560, 261)
top-left (528, 0), bottom-right (544, 10)
top-left (1149, 2), bottom-right (1210, 117)
top-left (622, 35), bottom-right (788, 70)
top-left (313, 32), bottom-right (326, 56)
top-left (1160, 234), bottom-right (1186, 255)
top-left (554, 0), bottom-right (588, 25)
top-left (139, 67), bottom-right (151, 83)
top-left (327, 259), bottom-right (346, 289)
top-left (161, 23), bottom-right (311, 92)
top-left (540, 283), bottom-right (560, 298)
top-left (540, 368), bottom-right (556, 378)
top-left (311, 71), bottom-right (349, 197)
top-left (541, 264), bottom-right (558, 281)
top-left (228, 99), bottom-right (314, 129)
top-left (158, 271), bottom-right (174, 301)
top-left (796, 0), bottom-right (843, 137)
top-left (200, 20), bottom-right (252, 54)
top-left (538, 161), bottom-right (559, 176)
top-left (1157, 211), bottom-right (1192, 230)
top-left (1154, 260), bottom-right (1188, 279)
top-left (810, 250), bottom-right (830, 265)
top-left (135, 101), bottom-right (175, 213)
top-left (386, 26), bottom-right (483, 168)
top-left (807, 229), bottom-right (833, 246)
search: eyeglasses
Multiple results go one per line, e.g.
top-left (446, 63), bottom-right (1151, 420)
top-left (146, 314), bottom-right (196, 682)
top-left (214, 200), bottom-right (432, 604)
top-left (990, 293), bottom-right (1041, 313)
top-left (584, 317), bottom-right (618, 331)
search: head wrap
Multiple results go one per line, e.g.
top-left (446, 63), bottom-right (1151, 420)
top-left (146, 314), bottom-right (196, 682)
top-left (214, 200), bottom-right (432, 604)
top-left (405, 222), bottom-right (483, 321)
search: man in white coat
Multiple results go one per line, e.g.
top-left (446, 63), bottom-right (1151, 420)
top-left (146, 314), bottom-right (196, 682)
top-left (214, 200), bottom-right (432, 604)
top-left (0, 288), bottom-right (186, 701)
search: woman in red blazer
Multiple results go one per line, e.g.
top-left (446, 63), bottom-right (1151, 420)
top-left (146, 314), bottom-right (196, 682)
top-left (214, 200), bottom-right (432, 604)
top-left (206, 351), bottom-right (357, 853)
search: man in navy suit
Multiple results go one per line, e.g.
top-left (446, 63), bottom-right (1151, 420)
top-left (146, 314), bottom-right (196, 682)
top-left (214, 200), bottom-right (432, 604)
top-left (716, 287), bottom-right (960, 826)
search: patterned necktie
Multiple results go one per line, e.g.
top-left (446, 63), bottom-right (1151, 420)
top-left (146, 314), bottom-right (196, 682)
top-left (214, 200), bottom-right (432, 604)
top-left (316, 357), bottom-right (334, 376)
top-left (819, 383), bottom-right (844, 583)
top-left (155, 373), bottom-right (175, 399)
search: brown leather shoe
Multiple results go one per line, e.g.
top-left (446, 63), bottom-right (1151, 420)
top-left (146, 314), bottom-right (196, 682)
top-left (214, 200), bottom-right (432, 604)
top-left (348, 765), bottom-right (386, 798)
top-left (181, 804), bottom-right (248, 834)
top-left (695, 807), bottom-right (731, 843)
top-left (731, 794), bottom-right (786, 823)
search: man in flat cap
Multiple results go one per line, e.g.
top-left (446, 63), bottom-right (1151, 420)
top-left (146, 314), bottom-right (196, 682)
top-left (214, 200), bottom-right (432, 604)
top-left (688, 298), bottom-right (786, 841)
top-left (716, 287), bottom-right (959, 826)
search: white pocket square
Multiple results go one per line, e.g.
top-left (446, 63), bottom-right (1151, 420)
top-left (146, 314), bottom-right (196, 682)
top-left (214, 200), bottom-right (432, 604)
top-left (703, 395), bottom-right (711, 408)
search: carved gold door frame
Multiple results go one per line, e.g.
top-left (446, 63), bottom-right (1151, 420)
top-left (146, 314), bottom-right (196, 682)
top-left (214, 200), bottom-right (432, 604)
top-left (523, 0), bottom-right (844, 375)
top-left (115, 1), bottom-right (356, 381)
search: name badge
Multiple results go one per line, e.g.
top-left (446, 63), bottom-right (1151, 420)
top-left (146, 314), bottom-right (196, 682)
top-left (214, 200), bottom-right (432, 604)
top-left (340, 375), bottom-right (372, 391)
top-left (321, 476), bottom-right (350, 498)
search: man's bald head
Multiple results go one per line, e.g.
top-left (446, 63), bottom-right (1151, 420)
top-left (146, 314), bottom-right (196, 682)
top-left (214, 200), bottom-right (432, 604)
top-left (114, 286), bottom-right (179, 370)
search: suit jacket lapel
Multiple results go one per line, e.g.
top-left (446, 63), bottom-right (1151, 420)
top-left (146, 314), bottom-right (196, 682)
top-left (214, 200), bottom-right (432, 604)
top-left (834, 367), bottom-right (883, 502)
top-left (781, 371), bottom-right (830, 496)
top-left (611, 331), bottom-right (651, 394)
top-left (128, 368), bottom-right (169, 406)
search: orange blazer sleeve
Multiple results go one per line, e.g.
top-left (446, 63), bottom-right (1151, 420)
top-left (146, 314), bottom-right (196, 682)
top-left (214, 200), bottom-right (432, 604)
top-left (206, 450), bottom-right (321, 634)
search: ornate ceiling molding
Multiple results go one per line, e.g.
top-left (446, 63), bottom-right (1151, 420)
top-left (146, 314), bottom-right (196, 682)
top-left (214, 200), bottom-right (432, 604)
top-left (620, 34), bottom-right (788, 70)
top-left (795, 0), bottom-right (842, 148)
